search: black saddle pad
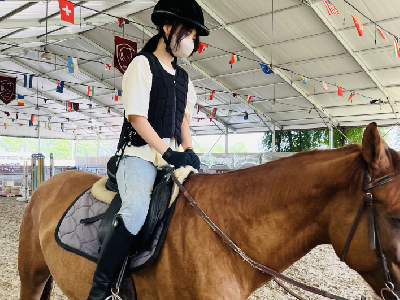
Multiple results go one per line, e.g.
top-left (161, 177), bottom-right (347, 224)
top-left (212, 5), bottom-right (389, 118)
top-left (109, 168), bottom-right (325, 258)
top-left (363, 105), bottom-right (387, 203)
top-left (55, 168), bottom-right (177, 272)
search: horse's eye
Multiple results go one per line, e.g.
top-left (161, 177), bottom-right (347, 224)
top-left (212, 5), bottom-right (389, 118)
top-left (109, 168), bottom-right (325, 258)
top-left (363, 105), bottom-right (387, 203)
top-left (390, 217), bottom-right (400, 228)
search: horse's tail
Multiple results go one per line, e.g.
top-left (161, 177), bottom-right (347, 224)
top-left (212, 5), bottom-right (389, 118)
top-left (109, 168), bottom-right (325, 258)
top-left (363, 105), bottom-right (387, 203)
top-left (40, 276), bottom-right (53, 300)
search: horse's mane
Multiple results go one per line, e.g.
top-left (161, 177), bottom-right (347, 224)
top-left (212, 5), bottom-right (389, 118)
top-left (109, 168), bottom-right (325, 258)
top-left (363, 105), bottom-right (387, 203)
top-left (275, 145), bottom-right (400, 192)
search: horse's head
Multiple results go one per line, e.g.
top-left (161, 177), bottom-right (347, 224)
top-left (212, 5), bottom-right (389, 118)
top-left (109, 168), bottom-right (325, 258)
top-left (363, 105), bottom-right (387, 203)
top-left (338, 122), bottom-right (400, 299)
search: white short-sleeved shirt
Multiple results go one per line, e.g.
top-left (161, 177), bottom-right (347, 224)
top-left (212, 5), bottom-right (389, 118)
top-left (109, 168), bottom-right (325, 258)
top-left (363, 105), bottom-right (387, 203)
top-left (120, 54), bottom-right (196, 167)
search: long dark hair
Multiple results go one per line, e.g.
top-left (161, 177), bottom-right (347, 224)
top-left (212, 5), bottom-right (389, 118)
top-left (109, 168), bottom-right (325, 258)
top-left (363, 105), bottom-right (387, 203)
top-left (140, 17), bottom-right (200, 55)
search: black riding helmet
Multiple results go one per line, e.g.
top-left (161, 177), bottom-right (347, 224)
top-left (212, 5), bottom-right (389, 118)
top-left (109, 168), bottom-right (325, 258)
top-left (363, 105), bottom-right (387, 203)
top-left (151, 0), bottom-right (210, 36)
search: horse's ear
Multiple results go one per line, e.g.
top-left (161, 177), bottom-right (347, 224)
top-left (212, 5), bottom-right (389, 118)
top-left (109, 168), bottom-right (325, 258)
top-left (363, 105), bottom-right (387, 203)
top-left (361, 122), bottom-right (389, 171)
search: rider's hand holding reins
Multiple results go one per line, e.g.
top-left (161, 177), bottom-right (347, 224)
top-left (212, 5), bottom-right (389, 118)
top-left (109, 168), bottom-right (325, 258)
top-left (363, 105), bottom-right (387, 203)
top-left (162, 148), bottom-right (190, 168)
top-left (185, 148), bottom-right (200, 170)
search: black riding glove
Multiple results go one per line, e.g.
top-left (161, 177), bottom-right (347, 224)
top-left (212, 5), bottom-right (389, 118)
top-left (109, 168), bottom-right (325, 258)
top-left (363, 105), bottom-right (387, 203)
top-left (185, 148), bottom-right (200, 170)
top-left (162, 148), bottom-right (190, 168)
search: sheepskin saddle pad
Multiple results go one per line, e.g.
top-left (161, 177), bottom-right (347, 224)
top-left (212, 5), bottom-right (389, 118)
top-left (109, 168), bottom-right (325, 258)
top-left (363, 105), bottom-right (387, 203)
top-left (55, 166), bottom-right (197, 273)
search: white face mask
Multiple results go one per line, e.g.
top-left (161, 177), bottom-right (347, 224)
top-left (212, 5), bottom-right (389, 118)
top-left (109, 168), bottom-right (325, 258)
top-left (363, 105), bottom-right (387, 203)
top-left (171, 36), bottom-right (194, 58)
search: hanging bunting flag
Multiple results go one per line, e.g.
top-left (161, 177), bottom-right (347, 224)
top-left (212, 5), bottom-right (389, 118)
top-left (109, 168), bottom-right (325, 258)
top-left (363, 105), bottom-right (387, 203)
top-left (31, 114), bottom-right (36, 122)
top-left (61, 123), bottom-right (64, 132)
top-left (77, 125), bottom-right (81, 130)
top-left (227, 110), bottom-right (233, 117)
top-left (351, 14), bottom-right (363, 36)
top-left (259, 63), bottom-right (274, 74)
top-left (19, 124), bottom-right (23, 127)
top-left (0, 75), bottom-right (16, 105)
top-left (56, 81), bottom-right (64, 93)
top-left (106, 106), bottom-right (111, 114)
top-left (58, 0), bottom-right (75, 24)
top-left (376, 28), bottom-right (385, 40)
top-left (17, 95), bottom-right (24, 106)
top-left (67, 57), bottom-right (79, 73)
top-left (338, 86), bottom-right (343, 97)
top-left (197, 104), bottom-right (201, 114)
top-left (247, 96), bottom-right (252, 103)
top-left (29, 120), bottom-right (33, 127)
top-left (21, 49), bottom-right (28, 56)
top-left (3, 112), bottom-right (9, 117)
top-left (244, 112), bottom-right (249, 120)
top-left (11, 119), bottom-right (14, 122)
top-left (209, 118), bottom-right (212, 122)
top-left (118, 18), bottom-right (125, 28)
top-left (232, 93), bottom-right (237, 98)
top-left (73, 103), bottom-right (79, 111)
top-left (210, 90), bottom-right (215, 100)
top-left (212, 108), bottom-right (217, 117)
top-left (198, 42), bottom-right (209, 54)
top-left (44, 99), bottom-right (47, 103)
top-left (114, 90), bottom-right (122, 101)
top-left (15, 113), bottom-right (18, 121)
top-left (114, 36), bottom-right (137, 75)
top-left (302, 76), bottom-right (307, 84)
top-left (370, 99), bottom-right (380, 104)
top-left (394, 37), bottom-right (400, 58)
top-left (308, 108), bottom-right (313, 114)
top-left (197, 118), bottom-right (203, 122)
top-left (73, 128), bottom-right (76, 134)
top-left (23, 74), bottom-right (34, 88)
top-left (87, 86), bottom-right (94, 96)
top-left (229, 54), bottom-right (240, 67)
top-left (66, 102), bottom-right (72, 112)
top-left (323, 0), bottom-right (340, 16)
top-left (322, 82), bottom-right (328, 91)
top-left (348, 92), bottom-right (355, 102)
top-left (105, 63), bottom-right (112, 71)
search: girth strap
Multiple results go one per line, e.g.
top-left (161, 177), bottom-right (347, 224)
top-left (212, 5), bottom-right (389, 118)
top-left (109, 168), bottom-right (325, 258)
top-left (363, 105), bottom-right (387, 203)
top-left (170, 173), bottom-right (366, 300)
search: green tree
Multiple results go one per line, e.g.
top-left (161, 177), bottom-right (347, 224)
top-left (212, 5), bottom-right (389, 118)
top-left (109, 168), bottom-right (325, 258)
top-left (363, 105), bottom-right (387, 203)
top-left (229, 142), bottom-right (248, 153)
top-left (261, 130), bottom-right (326, 152)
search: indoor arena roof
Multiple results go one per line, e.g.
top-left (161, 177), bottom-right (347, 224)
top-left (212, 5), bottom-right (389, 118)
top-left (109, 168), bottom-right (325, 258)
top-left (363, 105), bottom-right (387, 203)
top-left (0, 0), bottom-right (400, 140)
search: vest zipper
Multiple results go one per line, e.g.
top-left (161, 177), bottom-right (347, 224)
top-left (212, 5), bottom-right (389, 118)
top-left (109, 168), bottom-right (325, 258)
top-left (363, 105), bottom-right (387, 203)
top-left (171, 80), bottom-right (176, 136)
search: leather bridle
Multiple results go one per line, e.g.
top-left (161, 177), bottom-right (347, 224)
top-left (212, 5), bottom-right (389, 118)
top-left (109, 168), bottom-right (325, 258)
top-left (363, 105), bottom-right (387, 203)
top-left (341, 172), bottom-right (400, 300)
top-left (170, 171), bottom-right (400, 300)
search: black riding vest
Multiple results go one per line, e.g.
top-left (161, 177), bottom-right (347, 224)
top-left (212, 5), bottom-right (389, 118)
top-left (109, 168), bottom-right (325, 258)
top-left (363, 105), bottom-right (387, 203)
top-left (117, 52), bottom-right (189, 151)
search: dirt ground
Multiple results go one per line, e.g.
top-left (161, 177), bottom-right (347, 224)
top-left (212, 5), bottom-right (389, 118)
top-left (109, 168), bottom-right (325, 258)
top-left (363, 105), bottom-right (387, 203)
top-left (0, 197), bottom-right (380, 300)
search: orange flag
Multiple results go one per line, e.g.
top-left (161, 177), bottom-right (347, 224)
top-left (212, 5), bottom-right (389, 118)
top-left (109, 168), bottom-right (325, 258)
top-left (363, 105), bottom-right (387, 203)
top-left (351, 14), bottom-right (363, 36)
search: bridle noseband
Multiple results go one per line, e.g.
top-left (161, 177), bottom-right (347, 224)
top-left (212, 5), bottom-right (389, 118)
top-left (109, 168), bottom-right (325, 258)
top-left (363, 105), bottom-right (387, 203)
top-left (341, 172), bottom-right (399, 300)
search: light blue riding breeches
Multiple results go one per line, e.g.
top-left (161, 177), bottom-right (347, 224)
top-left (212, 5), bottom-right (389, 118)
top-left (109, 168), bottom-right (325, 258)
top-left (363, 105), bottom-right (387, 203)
top-left (116, 156), bottom-right (157, 235)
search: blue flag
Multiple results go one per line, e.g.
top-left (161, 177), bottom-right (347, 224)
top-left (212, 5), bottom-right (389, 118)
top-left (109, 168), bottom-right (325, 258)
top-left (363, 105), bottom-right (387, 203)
top-left (29, 120), bottom-right (33, 127)
top-left (56, 81), bottom-right (64, 93)
top-left (24, 75), bottom-right (33, 88)
top-left (67, 57), bottom-right (79, 74)
top-left (244, 111), bottom-right (249, 120)
top-left (259, 63), bottom-right (273, 74)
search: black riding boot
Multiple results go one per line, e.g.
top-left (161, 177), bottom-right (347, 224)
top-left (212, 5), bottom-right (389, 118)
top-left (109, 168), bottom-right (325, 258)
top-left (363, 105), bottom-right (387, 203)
top-left (87, 214), bottom-right (136, 300)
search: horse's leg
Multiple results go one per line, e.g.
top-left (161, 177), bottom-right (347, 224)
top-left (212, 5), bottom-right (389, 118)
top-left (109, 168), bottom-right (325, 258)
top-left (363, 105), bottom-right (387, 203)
top-left (18, 205), bottom-right (53, 300)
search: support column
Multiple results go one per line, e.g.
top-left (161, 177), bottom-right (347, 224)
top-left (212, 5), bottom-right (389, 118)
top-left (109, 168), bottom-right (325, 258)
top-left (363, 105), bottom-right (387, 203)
top-left (37, 121), bottom-right (41, 153)
top-left (97, 139), bottom-right (101, 157)
top-left (329, 121), bottom-right (333, 149)
top-left (271, 123), bottom-right (276, 152)
top-left (225, 126), bottom-right (228, 153)
top-left (75, 139), bottom-right (78, 159)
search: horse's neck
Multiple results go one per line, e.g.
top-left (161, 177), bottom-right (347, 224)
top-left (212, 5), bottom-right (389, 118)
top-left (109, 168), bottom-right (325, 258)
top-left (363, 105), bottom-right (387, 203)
top-left (190, 151), bottom-right (359, 293)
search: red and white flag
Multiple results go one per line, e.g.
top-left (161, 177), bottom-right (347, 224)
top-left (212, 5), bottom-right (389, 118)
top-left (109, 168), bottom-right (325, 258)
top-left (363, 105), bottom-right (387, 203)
top-left (323, 0), bottom-right (340, 16)
top-left (105, 63), bottom-right (112, 71)
top-left (247, 96), bottom-right (252, 103)
top-left (58, 0), bottom-right (74, 24)
top-left (322, 82), bottom-right (328, 91)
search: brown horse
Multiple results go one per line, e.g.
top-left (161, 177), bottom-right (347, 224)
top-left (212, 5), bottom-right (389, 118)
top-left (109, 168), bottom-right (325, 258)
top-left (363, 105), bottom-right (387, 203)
top-left (19, 122), bottom-right (400, 300)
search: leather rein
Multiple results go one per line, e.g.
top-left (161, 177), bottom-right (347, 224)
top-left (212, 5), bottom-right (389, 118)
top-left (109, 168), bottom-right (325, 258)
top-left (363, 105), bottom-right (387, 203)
top-left (170, 172), bottom-right (400, 300)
